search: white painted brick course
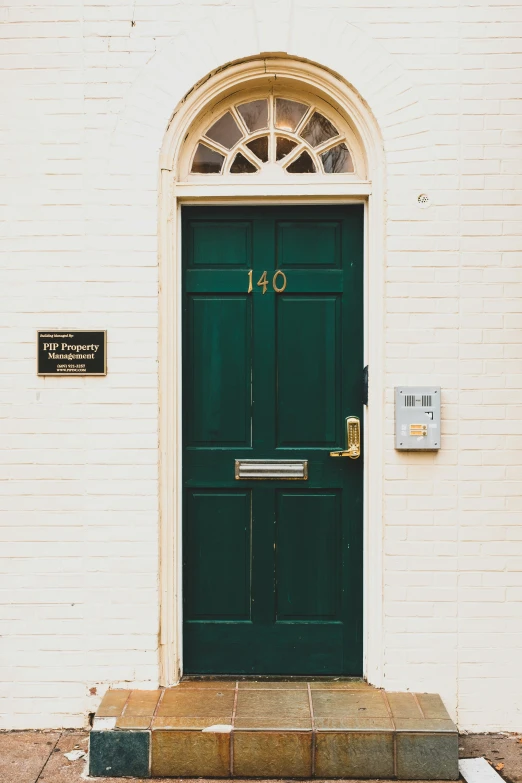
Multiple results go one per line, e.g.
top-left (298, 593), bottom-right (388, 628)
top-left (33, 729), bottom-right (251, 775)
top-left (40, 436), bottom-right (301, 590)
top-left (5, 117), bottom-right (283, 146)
top-left (1, 0), bottom-right (521, 733)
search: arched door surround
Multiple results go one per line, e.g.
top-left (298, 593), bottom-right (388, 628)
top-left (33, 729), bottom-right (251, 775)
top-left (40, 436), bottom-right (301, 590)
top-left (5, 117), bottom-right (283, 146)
top-left (158, 55), bottom-right (385, 688)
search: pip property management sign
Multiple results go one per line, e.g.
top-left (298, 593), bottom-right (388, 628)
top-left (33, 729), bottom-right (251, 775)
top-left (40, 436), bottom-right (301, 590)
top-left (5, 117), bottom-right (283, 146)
top-left (37, 331), bottom-right (107, 376)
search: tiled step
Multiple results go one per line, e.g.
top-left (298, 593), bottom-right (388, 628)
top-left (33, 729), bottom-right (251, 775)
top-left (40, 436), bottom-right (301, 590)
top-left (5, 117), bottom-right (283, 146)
top-left (89, 680), bottom-right (459, 779)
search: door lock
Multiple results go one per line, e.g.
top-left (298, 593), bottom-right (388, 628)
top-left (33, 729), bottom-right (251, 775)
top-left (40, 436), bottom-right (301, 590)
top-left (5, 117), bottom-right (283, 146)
top-left (330, 417), bottom-right (361, 459)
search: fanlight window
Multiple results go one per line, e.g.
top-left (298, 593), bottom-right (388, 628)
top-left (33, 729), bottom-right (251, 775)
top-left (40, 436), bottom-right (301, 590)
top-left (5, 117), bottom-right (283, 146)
top-left (190, 97), bottom-right (355, 176)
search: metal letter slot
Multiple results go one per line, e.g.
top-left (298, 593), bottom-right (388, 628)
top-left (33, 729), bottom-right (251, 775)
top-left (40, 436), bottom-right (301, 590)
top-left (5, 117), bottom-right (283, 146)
top-left (330, 416), bottom-right (361, 459)
top-left (235, 460), bottom-right (308, 480)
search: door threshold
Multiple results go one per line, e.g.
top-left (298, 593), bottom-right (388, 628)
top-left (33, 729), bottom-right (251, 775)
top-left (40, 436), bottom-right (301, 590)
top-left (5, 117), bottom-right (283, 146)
top-left (182, 674), bottom-right (367, 682)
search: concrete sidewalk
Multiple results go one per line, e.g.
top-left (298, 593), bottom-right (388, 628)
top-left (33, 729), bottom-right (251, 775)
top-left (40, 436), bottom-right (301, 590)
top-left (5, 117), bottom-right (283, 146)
top-left (0, 729), bottom-right (520, 783)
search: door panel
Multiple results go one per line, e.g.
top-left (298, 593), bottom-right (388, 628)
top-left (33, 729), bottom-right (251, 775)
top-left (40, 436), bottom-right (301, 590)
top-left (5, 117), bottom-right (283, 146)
top-left (277, 220), bottom-right (341, 267)
top-left (184, 491), bottom-right (252, 621)
top-left (190, 220), bottom-right (252, 267)
top-left (276, 296), bottom-right (340, 446)
top-left (276, 491), bottom-right (341, 621)
top-left (182, 205), bottom-right (363, 675)
top-left (186, 296), bottom-right (252, 446)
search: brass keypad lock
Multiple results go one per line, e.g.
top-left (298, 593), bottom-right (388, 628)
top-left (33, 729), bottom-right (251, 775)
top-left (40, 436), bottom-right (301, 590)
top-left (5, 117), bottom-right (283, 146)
top-left (330, 416), bottom-right (361, 459)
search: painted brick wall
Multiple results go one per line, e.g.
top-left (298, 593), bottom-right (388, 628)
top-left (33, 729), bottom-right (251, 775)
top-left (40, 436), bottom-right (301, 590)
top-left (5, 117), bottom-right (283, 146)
top-left (1, 0), bottom-right (520, 731)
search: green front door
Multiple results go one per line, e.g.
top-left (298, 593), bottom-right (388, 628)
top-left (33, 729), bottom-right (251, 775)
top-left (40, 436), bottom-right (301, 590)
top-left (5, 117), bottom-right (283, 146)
top-left (182, 205), bottom-right (364, 675)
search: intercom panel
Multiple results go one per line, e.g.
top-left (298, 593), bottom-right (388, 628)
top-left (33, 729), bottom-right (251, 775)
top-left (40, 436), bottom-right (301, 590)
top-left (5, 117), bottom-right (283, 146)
top-left (395, 387), bottom-right (441, 451)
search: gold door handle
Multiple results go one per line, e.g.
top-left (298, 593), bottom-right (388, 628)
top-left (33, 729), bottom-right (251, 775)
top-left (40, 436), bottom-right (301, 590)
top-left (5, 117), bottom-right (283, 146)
top-left (330, 416), bottom-right (361, 459)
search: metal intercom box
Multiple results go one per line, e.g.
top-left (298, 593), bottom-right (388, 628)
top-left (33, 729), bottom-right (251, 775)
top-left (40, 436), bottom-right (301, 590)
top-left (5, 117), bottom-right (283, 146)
top-left (395, 387), bottom-right (441, 451)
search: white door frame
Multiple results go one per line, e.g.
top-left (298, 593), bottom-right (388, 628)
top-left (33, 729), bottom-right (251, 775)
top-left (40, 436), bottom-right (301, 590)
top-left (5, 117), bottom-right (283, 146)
top-left (158, 58), bottom-right (385, 688)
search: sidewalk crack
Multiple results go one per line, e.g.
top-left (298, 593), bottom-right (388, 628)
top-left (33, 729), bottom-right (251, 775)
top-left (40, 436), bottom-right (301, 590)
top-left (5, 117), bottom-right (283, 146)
top-left (35, 731), bottom-right (62, 782)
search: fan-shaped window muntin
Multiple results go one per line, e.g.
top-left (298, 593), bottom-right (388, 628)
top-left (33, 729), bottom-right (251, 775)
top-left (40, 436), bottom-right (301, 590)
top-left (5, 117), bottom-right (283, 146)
top-left (189, 95), bottom-right (355, 176)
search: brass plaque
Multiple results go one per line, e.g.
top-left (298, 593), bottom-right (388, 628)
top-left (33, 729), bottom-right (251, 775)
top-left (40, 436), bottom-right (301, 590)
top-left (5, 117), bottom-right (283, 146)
top-left (37, 331), bottom-right (107, 376)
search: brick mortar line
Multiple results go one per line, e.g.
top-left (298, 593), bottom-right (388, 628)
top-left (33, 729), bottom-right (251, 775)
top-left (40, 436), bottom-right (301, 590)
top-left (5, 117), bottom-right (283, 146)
top-left (230, 681), bottom-right (239, 776)
top-left (307, 682), bottom-right (316, 777)
top-left (412, 692), bottom-right (425, 719)
top-left (148, 689), bottom-right (165, 773)
top-left (35, 730), bottom-right (62, 783)
top-left (151, 688), bottom-right (165, 727)
top-left (119, 689), bottom-right (133, 719)
top-left (381, 691), bottom-right (397, 778)
top-left (381, 690), bottom-right (396, 729)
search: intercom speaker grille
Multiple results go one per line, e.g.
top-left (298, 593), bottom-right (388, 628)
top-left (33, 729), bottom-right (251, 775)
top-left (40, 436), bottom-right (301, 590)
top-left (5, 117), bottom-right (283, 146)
top-left (404, 394), bottom-right (432, 407)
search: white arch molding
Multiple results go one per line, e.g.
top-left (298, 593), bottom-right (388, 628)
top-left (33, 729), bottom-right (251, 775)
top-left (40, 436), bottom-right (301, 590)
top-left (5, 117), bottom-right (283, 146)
top-left (158, 56), bottom-right (385, 687)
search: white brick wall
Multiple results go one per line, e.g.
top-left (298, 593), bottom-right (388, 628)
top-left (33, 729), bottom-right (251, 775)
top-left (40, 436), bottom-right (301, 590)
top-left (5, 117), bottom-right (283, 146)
top-left (1, 0), bottom-right (521, 731)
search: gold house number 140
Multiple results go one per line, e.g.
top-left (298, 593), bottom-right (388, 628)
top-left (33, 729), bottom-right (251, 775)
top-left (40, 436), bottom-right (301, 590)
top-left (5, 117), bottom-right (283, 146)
top-left (247, 270), bottom-right (287, 294)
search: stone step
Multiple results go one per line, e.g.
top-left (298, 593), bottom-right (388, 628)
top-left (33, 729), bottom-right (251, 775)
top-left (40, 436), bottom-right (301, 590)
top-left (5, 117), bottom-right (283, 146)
top-left (89, 680), bottom-right (459, 779)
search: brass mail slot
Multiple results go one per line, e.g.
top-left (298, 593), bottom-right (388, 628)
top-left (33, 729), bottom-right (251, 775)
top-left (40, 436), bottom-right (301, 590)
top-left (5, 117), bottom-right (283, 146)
top-left (235, 460), bottom-right (308, 480)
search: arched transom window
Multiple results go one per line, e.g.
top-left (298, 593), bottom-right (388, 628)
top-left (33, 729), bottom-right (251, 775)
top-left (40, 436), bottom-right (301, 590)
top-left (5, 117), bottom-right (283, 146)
top-left (189, 95), bottom-right (358, 177)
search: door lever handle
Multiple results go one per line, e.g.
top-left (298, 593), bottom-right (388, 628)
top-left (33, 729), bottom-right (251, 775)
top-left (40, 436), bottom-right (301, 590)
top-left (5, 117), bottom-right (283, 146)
top-left (330, 416), bottom-right (361, 459)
